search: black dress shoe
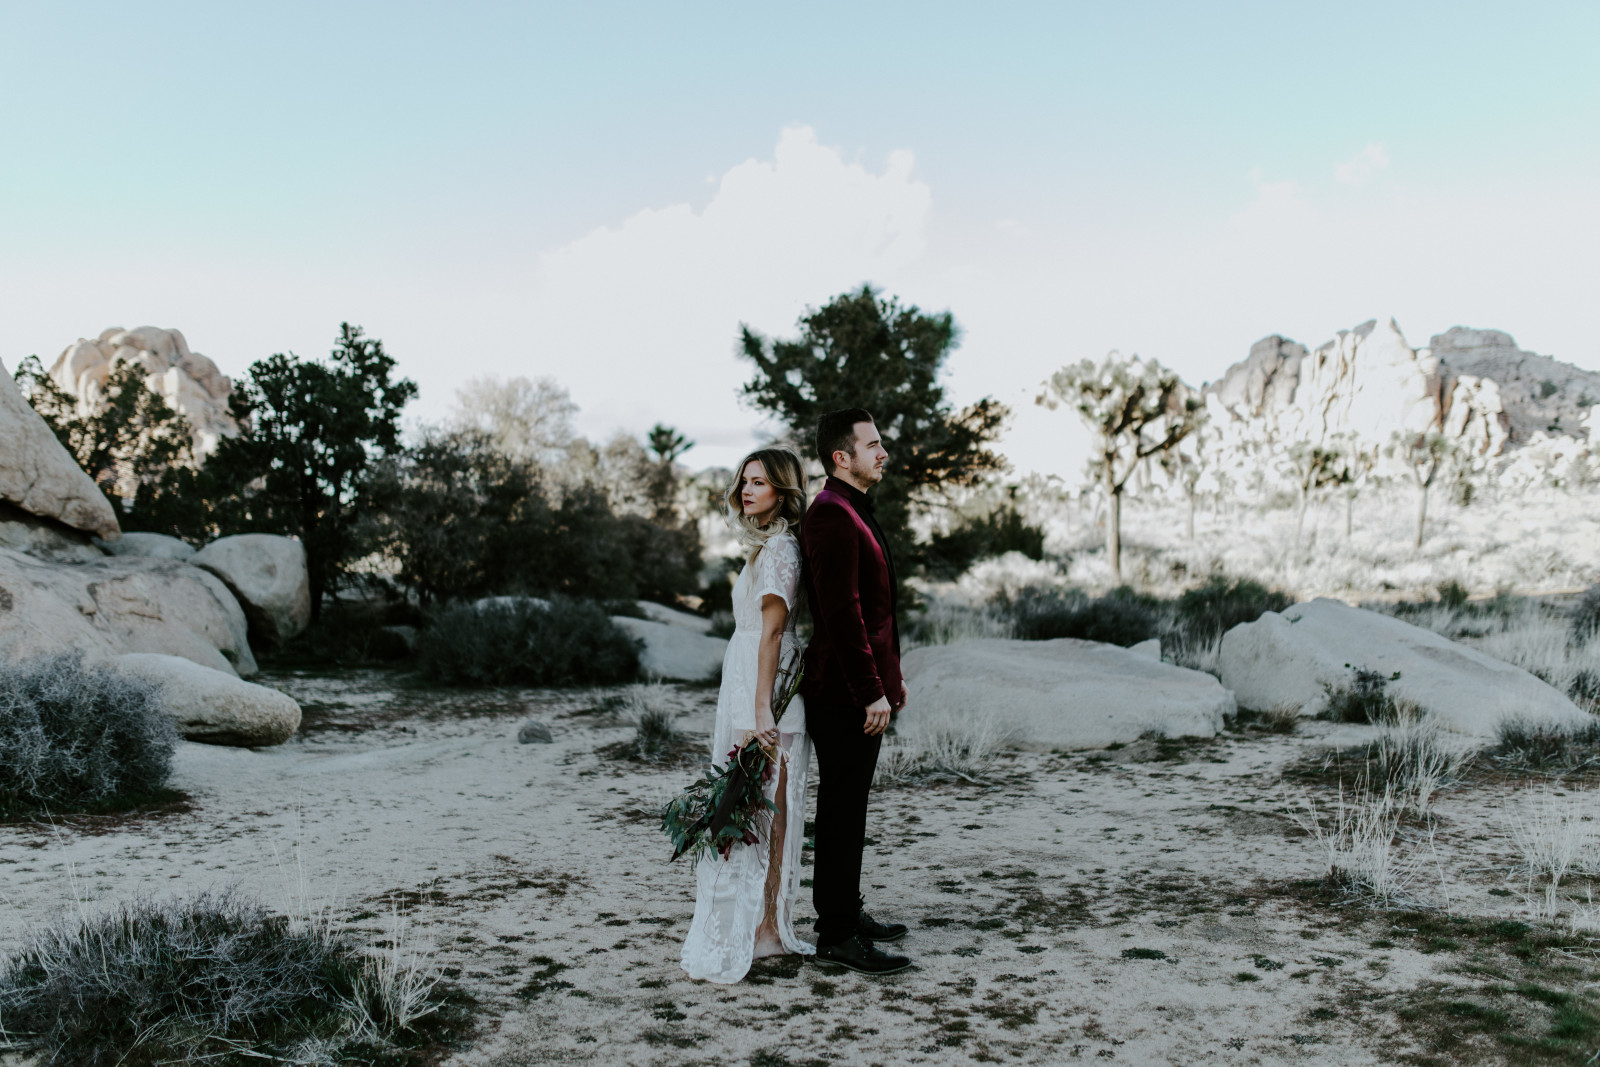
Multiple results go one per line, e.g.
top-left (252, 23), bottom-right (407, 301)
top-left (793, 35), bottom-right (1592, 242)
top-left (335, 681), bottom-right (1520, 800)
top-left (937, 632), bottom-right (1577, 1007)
top-left (857, 909), bottom-right (909, 942)
top-left (814, 934), bottom-right (912, 975)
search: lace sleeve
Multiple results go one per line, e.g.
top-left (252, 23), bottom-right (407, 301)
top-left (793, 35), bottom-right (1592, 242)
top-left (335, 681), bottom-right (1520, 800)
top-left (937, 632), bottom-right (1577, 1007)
top-left (753, 534), bottom-right (802, 612)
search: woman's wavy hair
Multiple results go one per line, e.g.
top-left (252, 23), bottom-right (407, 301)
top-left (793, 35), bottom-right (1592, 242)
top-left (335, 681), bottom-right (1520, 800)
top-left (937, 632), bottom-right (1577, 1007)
top-left (724, 447), bottom-right (808, 558)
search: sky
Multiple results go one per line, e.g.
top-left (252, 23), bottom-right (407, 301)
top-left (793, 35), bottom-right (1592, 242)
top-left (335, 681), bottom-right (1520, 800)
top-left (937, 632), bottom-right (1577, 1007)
top-left (3, 1), bottom-right (1598, 477)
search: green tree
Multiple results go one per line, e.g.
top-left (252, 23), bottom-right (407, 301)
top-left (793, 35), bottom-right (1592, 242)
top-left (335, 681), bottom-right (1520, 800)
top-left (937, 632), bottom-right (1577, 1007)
top-left (14, 356), bottom-right (208, 541)
top-left (208, 324), bottom-right (416, 619)
top-left (738, 285), bottom-right (1009, 569)
top-left (1038, 353), bottom-right (1202, 581)
top-left (645, 423), bottom-right (692, 525)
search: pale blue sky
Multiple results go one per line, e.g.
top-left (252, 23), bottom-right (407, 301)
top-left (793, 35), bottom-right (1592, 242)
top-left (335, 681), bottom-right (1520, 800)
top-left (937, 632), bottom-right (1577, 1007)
top-left (4, 1), bottom-right (1597, 471)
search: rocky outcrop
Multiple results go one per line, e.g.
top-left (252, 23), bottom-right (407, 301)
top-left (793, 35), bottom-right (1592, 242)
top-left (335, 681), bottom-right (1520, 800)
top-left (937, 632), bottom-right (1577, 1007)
top-left (901, 638), bottom-right (1235, 750)
top-left (610, 616), bottom-right (726, 682)
top-left (48, 326), bottom-right (237, 461)
top-left (1218, 598), bottom-right (1588, 737)
top-left (1197, 320), bottom-right (1596, 492)
top-left (1430, 327), bottom-right (1600, 446)
top-left (0, 547), bottom-right (256, 677)
top-left (111, 653), bottom-right (299, 746)
top-left (0, 358), bottom-right (120, 540)
top-left (192, 534), bottom-right (311, 647)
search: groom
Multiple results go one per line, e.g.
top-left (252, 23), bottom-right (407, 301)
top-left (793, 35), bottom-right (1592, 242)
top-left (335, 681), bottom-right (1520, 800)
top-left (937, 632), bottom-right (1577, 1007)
top-left (800, 408), bottom-right (912, 975)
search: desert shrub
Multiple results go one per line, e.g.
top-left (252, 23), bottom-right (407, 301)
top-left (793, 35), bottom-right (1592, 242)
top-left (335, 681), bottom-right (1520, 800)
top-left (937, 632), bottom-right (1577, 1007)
top-left (1001, 585), bottom-right (1164, 647)
top-left (1321, 667), bottom-right (1402, 724)
top-left (263, 595), bottom-right (423, 668)
top-left (1294, 786), bottom-right (1414, 905)
top-left (922, 506), bottom-right (1046, 581)
top-left (1491, 717), bottom-right (1600, 775)
top-left (0, 889), bottom-right (447, 1066)
top-left (876, 712), bottom-right (1012, 787)
top-left (0, 655), bottom-right (177, 816)
top-left (1173, 575), bottom-right (1291, 645)
top-left (1367, 709), bottom-right (1474, 814)
top-left (1571, 585), bottom-right (1600, 647)
top-left (417, 598), bottom-right (640, 687)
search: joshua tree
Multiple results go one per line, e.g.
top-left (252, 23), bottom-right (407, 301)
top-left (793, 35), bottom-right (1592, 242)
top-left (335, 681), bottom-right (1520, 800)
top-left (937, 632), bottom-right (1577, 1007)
top-left (1282, 439), bottom-right (1345, 550)
top-left (1161, 420), bottom-right (1211, 541)
top-left (1327, 432), bottom-right (1380, 542)
top-left (1386, 429), bottom-right (1456, 549)
top-left (1039, 353), bottom-right (1202, 580)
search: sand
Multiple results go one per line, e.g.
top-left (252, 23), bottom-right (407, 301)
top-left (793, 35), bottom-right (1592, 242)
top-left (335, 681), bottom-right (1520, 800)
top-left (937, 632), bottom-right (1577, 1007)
top-left (0, 670), bottom-right (1582, 1065)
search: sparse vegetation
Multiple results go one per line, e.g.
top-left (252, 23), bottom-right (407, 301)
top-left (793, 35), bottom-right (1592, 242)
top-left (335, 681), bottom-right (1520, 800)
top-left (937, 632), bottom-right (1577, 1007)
top-left (1320, 667), bottom-right (1402, 724)
top-left (0, 889), bottom-right (457, 1066)
top-left (876, 712), bottom-right (1012, 787)
top-left (1294, 786), bottom-right (1417, 906)
top-left (1174, 575), bottom-right (1291, 644)
top-left (0, 654), bottom-right (179, 817)
top-left (1491, 717), bottom-right (1600, 776)
top-left (417, 598), bottom-right (640, 687)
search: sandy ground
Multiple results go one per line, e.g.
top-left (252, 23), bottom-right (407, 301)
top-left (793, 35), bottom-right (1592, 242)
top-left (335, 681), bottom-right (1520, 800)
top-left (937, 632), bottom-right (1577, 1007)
top-left (0, 671), bottom-right (1584, 1066)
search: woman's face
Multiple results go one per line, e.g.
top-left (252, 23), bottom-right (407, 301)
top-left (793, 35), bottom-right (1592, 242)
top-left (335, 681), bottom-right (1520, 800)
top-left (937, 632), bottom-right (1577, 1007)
top-left (739, 460), bottom-right (780, 523)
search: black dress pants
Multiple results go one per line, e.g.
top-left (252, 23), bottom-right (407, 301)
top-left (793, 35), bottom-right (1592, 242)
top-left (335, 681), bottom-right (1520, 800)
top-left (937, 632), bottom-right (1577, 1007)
top-left (808, 693), bottom-right (884, 947)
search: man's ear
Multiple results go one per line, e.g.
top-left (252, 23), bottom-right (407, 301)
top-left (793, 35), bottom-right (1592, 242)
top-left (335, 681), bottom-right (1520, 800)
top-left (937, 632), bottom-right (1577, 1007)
top-left (831, 450), bottom-right (850, 472)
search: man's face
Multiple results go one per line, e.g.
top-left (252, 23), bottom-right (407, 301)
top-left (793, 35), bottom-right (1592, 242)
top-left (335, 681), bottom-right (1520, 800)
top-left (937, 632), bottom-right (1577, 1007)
top-left (837, 421), bottom-right (888, 487)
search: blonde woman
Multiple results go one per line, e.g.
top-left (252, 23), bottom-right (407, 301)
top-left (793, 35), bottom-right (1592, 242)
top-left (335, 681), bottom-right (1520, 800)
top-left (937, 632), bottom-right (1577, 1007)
top-left (680, 447), bottom-right (812, 982)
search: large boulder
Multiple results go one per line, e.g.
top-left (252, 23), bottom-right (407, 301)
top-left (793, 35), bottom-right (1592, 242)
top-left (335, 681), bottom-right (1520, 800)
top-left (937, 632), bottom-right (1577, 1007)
top-left (111, 653), bottom-right (300, 746)
top-left (0, 358), bottom-right (120, 540)
top-left (192, 534), bottom-right (311, 647)
top-left (611, 616), bottom-right (726, 682)
top-left (0, 547), bottom-right (256, 676)
top-left (901, 638), bottom-right (1236, 751)
top-left (1219, 598), bottom-right (1589, 736)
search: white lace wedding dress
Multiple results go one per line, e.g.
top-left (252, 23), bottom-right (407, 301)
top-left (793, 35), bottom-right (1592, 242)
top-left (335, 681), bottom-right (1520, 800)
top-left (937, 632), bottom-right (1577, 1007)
top-left (680, 531), bottom-right (813, 983)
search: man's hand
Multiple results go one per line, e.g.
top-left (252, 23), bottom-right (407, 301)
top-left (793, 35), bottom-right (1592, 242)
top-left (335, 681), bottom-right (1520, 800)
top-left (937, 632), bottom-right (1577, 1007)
top-left (895, 682), bottom-right (909, 711)
top-left (864, 696), bottom-right (892, 736)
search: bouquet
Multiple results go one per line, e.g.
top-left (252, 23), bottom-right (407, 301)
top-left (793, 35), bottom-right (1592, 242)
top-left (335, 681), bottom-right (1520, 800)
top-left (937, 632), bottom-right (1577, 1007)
top-left (661, 650), bottom-right (803, 868)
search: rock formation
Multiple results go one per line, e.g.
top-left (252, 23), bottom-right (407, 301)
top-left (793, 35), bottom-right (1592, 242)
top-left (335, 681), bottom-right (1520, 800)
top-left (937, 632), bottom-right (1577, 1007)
top-left (1219, 598), bottom-right (1587, 736)
top-left (1196, 319), bottom-right (1597, 492)
top-left (0, 547), bottom-right (256, 676)
top-left (900, 638), bottom-right (1235, 750)
top-left (112, 652), bottom-right (300, 746)
top-left (192, 534), bottom-right (312, 648)
top-left (48, 326), bottom-right (238, 460)
top-left (0, 358), bottom-right (121, 541)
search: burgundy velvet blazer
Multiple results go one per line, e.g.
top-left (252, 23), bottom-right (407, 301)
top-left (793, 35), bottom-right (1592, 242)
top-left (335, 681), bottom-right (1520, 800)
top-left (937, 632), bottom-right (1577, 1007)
top-left (799, 479), bottom-right (902, 711)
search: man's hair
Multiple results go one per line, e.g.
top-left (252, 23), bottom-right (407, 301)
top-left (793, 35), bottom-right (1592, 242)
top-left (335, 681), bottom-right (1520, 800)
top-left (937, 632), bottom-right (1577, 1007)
top-left (815, 408), bottom-right (876, 474)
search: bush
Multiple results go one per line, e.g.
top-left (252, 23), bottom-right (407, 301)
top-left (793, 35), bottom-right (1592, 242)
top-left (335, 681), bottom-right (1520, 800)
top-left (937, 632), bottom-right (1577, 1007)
top-left (922, 506), bottom-right (1046, 581)
top-left (1174, 576), bottom-right (1291, 645)
top-left (1321, 667), bottom-right (1402, 724)
top-left (1001, 585), bottom-right (1164, 647)
top-left (416, 598), bottom-right (640, 686)
top-left (0, 655), bottom-right (177, 816)
top-left (1492, 717), bottom-right (1600, 773)
top-left (0, 889), bottom-right (447, 1066)
top-left (1571, 585), bottom-right (1600, 647)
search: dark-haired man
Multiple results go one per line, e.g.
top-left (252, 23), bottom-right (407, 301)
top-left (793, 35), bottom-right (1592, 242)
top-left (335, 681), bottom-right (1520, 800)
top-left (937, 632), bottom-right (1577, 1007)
top-left (800, 408), bottom-right (912, 974)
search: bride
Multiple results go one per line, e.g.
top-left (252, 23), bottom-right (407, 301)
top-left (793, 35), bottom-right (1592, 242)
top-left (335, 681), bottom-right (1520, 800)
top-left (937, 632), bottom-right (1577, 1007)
top-left (680, 447), bottom-right (813, 983)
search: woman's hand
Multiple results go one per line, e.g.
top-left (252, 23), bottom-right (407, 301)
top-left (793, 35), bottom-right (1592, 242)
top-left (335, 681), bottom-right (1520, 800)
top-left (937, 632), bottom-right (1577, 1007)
top-left (753, 706), bottom-right (778, 751)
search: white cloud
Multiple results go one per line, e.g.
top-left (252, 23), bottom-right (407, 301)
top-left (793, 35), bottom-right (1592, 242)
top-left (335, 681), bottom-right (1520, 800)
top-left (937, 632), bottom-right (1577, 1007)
top-left (1334, 142), bottom-right (1390, 185)
top-left (514, 126), bottom-right (931, 461)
